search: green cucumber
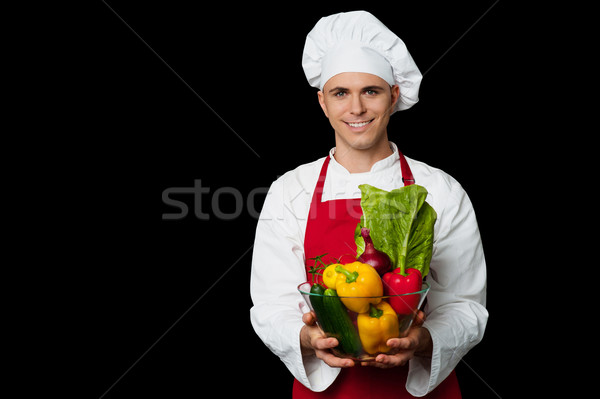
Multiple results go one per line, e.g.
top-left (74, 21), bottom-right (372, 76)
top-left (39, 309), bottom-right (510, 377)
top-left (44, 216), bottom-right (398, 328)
top-left (310, 284), bottom-right (335, 334)
top-left (322, 288), bottom-right (362, 357)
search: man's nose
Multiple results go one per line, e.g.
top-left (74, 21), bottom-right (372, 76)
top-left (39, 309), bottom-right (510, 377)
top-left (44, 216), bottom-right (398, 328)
top-left (350, 94), bottom-right (366, 115)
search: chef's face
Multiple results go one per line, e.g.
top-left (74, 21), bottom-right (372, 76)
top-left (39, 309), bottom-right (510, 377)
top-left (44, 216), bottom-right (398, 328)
top-left (318, 72), bottom-right (399, 151)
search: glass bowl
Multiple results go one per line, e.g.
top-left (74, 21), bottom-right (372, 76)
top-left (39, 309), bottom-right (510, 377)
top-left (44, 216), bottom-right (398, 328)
top-left (298, 281), bottom-right (430, 361)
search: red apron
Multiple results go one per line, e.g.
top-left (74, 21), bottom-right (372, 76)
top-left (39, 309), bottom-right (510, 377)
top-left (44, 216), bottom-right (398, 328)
top-left (293, 153), bottom-right (461, 398)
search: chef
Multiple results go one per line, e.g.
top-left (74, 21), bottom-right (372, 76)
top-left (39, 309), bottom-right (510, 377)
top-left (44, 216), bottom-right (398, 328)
top-left (250, 10), bottom-right (487, 398)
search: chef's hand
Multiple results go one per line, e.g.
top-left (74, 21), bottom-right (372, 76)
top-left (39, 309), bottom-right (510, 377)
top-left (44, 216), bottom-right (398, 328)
top-left (300, 311), bottom-right (355, 368)
top-left (361, 310), bottom-right (432, 369)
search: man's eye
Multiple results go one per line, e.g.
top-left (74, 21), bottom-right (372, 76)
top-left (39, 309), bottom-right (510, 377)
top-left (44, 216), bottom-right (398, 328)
top-left (334, 91), bottom-right (347, 97)
top-left (365, 90), bottom-right (378, 95)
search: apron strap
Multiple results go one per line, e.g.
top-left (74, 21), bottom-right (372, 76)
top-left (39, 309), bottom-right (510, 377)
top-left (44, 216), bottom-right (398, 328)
top-left (312, 155), bottom-right (331, 205)
top-left (399, 151), bottom-right (415, 186)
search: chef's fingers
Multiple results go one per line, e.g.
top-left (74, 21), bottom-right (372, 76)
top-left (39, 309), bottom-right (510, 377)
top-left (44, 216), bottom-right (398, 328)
top-left (363, 353), bottom-right (410, 368)
top-left (310, 333), bottom-right (338, 351)
top-left (412, 310), bottom-right (426, 327)
top-left (379, 353), bottom-right (410, 367)
top-left (302, 311), bottom-right (317, 326)
top-left (387, 327), bottom-right (420, 352)
top-left (388, 336), bottom-right (417, 350)
top-left (300, 324), bottom-right (327, 355)
top-left (309, 333), bottom-right (354, 368)
top-left (315, 348), bottom-right (354, 368)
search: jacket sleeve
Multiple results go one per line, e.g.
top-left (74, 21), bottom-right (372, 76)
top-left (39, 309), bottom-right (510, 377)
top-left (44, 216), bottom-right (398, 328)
top-left (406, 179), bottom-right (488, 396)
top-left (249, 176), bottom-right (340, 392)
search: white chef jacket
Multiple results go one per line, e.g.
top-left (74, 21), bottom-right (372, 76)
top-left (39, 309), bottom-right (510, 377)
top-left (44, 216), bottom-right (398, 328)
top-left (249, 142), bottom-right (488, 397)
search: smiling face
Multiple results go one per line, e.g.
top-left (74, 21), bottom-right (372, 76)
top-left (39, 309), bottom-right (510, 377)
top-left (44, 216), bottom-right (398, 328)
top-left (318, 72), bottom-right (400, 153)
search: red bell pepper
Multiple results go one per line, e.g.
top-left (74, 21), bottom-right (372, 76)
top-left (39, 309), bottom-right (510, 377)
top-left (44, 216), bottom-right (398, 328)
top-left (382, 268), bottom-right (423, 315)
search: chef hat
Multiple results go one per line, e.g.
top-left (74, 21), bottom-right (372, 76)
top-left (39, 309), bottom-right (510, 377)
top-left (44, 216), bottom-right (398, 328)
top-left (302, 10), bottom-right (422, 112)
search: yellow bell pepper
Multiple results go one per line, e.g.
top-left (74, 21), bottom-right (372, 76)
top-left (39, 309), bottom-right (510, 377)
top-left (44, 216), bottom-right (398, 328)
top-left (332, 261), bottom-right (383, 313)
top-left (322, 264), bottom-right (341, 289)
top-left (357, 301), bottom-right (400, 355)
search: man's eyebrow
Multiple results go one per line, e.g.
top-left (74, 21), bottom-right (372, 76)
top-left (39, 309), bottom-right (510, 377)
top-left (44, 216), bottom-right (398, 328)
top-left (328, 86), bottom-right (348, 93)
top-left (362, 85), bottom-right (386, 91)
top-left (327, 85), bottom-right (386, 93)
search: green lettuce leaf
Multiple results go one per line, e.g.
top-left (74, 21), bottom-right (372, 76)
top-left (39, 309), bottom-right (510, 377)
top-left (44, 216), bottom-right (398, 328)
top-left (354, 184), bottom-right (437, 276)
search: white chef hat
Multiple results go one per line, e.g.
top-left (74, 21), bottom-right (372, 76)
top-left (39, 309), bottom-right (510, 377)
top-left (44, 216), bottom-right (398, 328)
top-left (302, 10), bottom-right (422, 113)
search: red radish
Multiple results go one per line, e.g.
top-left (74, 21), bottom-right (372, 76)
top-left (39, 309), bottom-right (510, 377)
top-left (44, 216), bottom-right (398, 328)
top-left (357, 228), bottom-right (391, 275)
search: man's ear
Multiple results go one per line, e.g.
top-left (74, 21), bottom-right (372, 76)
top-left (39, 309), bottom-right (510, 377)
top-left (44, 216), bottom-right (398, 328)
top-left (317, 91), bottom-right (329, 118)
top-left (390, 85), bottom-right (400, 109)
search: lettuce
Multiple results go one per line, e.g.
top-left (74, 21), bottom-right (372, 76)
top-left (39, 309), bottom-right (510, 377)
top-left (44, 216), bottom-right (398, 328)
top-left (354, 184), bottom-right (437, 276)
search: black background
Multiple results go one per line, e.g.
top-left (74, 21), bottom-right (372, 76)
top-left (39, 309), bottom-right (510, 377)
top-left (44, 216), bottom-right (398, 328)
top-left (34, 1), bottom-right (568, 397)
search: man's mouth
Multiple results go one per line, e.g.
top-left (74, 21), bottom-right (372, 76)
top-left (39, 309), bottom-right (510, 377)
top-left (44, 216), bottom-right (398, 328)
top-left (345, 119), bottom-right (374, 128)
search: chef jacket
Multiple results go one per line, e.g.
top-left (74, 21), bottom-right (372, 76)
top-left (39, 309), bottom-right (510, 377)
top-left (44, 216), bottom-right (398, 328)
top-left (249, 142), bottom-right (488, 396)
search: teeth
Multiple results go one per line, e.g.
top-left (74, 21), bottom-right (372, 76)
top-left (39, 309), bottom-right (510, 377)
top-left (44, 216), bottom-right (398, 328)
top-left (348, 120), bottom-right (371, 127)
